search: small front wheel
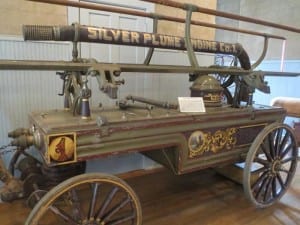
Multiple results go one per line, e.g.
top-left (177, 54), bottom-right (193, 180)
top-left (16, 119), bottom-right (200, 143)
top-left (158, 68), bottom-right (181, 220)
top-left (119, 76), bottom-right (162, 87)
top-left (25, 173), bottom-right (142, 225)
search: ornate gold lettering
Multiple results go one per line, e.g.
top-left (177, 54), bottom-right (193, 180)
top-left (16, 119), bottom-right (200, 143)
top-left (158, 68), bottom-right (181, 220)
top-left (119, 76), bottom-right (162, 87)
top-left (211, 42), bottom-right (217, 51)
top-left (224, 44), bottom-right (230, 52)
top-left (166, 36), bottom-right (175, 47)
top-left (203, 40), bottom-right (209, 50)
top-left (152, 34), bottom-right (160, 46)
top-left (103, 30), bottom-right (112, 41)
top-left (191, 39), bottom-right (198, 49)
top-left (232, 44), bottom-right (237, 53)
top-left (174, 37), bottom-right (181, 48)
top-left (143, 33), bottom-right (152, 44)
top-left (160, 35), bottom-right (168, 47)
top-left (220, 42), bottom-right (225, 52)
top-left (87, 27), bottom-right (98, 39)
top-left (205, 93), bottom-right (221, 102)
top-left (111, 30), bottom-right (121, 41)
top-left (131, 32), bottom-right (140, 44)
top-left (122, 31), bottom-right (130, 43)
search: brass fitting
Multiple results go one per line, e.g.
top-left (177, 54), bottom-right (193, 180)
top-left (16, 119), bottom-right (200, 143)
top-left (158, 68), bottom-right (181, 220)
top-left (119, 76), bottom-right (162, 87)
top-left (8, 128), bottom-right (31, 138)
top-left (10, 135), bottom-right (34, 148)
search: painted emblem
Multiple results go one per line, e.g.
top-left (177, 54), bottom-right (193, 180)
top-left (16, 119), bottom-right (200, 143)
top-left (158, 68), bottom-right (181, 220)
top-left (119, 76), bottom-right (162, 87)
top-left (188, 128), bottom-right (237, 157)
top-left (47, 133), bottom-right (76, 164)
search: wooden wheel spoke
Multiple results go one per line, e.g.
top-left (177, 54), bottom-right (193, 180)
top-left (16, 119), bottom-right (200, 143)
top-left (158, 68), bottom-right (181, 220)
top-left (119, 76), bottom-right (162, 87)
top-left (274, 128), bottom-right (283, 158)
top-left (278, 168), bottom-right (292, 174)
top-left (280, 144), bottom-right (293, 159)
top-left (254, 157), bottom-right (269, 167)
top-left (281, 156), bottom-right (297, 164)
top-left (106, 213), bottom-right (135, 225)
top-left (255, 175), bottom-right (270, 201)
top-left (276, 173), bottom-right (287, 190)
top-left (260, 143), bottom-right (272, 161)
top-left (49, 205), bottom-right (80, 225)
top-left (252, 166), bottom-right (268, 175)
top-left (272, 176), bottom-right (278, 198)
top-left (252, 171), bottom-right (269, 192)
top-left (263, 177), bottom-right (273, 203)
top-left (95, 187), bottom-right (119, 220)
top-left (102, 196), bottom-right (131, 222)
top-left (267, 133), bottom-right (276, 159)
top-left (88, 183), bottom-right (100, 219)
top-left (69, 189), bottom-right (85, 221)
top-left (279, 131), bottom-right (290, 155)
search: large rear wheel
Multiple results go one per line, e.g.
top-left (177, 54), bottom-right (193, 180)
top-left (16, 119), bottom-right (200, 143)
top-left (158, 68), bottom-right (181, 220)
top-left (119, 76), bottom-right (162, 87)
top-left (243, 123), bottom-right (298, 208)
top-left (25, 173), bottom-right (142, 225)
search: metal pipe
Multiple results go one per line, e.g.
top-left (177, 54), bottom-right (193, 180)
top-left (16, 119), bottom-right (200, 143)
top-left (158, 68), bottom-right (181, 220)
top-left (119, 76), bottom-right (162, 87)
top-left (1, 59), bottom-right (299, 77)
top-left (23, 24), bottom-right (251, 69)
top-left (140, 0), bottom-right (300, 34)
top-left (184, 5), bottom-right (199, 67)
top-left (26, 0), bottom-right (285, 40)
top-left (143, 17), bottom-right (158, 65)
top-left (251, 37), bottom-right (269, 69)
top-left (126, 95), bottom-right (178, 109)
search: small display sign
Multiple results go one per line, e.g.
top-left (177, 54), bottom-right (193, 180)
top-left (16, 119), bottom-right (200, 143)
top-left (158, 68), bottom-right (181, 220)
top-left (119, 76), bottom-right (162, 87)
top-left (178, 97), bottom-right (206, 113)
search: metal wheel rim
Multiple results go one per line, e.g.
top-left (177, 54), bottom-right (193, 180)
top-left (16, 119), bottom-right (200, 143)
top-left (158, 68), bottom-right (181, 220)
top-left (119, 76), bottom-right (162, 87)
top-left (25, 173), bottom-right (142, 225)
top-left (243, 123), bottom-right (298, 208)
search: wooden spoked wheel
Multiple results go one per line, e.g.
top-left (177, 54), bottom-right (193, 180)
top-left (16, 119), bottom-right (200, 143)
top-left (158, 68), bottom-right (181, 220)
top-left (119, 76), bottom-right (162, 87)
top-left (243, 123), bottom-right (298, 208)
top-left (25, 173), bottom-right (142, 225)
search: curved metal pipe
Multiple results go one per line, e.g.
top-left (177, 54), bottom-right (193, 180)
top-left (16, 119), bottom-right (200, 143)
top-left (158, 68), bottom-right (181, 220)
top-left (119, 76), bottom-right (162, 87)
top-left (184, 4), bottom-right (199, 67)
top-left (251, 37), bottom-right (269, 69)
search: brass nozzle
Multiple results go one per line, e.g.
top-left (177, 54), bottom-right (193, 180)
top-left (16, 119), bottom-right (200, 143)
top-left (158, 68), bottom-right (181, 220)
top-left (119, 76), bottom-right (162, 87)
top-left (8, 128), bottom-right (31, 138)
top-left (10, 135), bottom-right (34, 148)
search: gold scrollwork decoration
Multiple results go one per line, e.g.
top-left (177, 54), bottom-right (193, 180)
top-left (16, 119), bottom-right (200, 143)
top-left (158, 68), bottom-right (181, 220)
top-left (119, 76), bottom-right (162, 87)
top-left (188, 128), bottom-right (237, 158)
top-left (205, 93), bottom-right (221, 102)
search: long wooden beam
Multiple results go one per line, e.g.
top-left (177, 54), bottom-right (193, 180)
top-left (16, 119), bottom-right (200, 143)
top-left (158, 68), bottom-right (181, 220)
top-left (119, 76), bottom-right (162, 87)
top-left (141, 0), bottom-right (300, 34)
top-left (26, 0), bottom-right (285, 40)
top-left (0, 60), bottom-right (299, 77)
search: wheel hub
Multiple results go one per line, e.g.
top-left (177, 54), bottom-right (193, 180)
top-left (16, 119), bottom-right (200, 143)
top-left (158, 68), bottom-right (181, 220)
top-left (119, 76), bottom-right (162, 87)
top-left (271, 160), bottom-right (281, 174)
top-left (82, 218), bottom-right (102, 225)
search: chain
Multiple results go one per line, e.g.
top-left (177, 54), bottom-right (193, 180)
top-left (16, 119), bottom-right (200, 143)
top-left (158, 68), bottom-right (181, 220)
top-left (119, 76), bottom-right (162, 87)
top-left (0, 144), bottom-right (17, 157)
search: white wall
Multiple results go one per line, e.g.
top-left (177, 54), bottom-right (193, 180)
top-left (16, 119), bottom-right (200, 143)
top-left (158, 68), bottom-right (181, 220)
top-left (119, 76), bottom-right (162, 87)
top-left (238, 0), bottom-right (300, 61)
top-left (0, 36), bottom-right (71, 146)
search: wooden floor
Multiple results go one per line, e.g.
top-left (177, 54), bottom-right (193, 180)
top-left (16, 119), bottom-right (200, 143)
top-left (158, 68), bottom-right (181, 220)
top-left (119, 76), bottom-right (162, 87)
top-left (1, 166), bottom-right (300, 225)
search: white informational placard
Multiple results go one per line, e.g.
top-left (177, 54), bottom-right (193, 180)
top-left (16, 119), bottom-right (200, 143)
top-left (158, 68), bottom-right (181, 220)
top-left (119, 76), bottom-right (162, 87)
top-left (178, 97), bottom-right (206, 113)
